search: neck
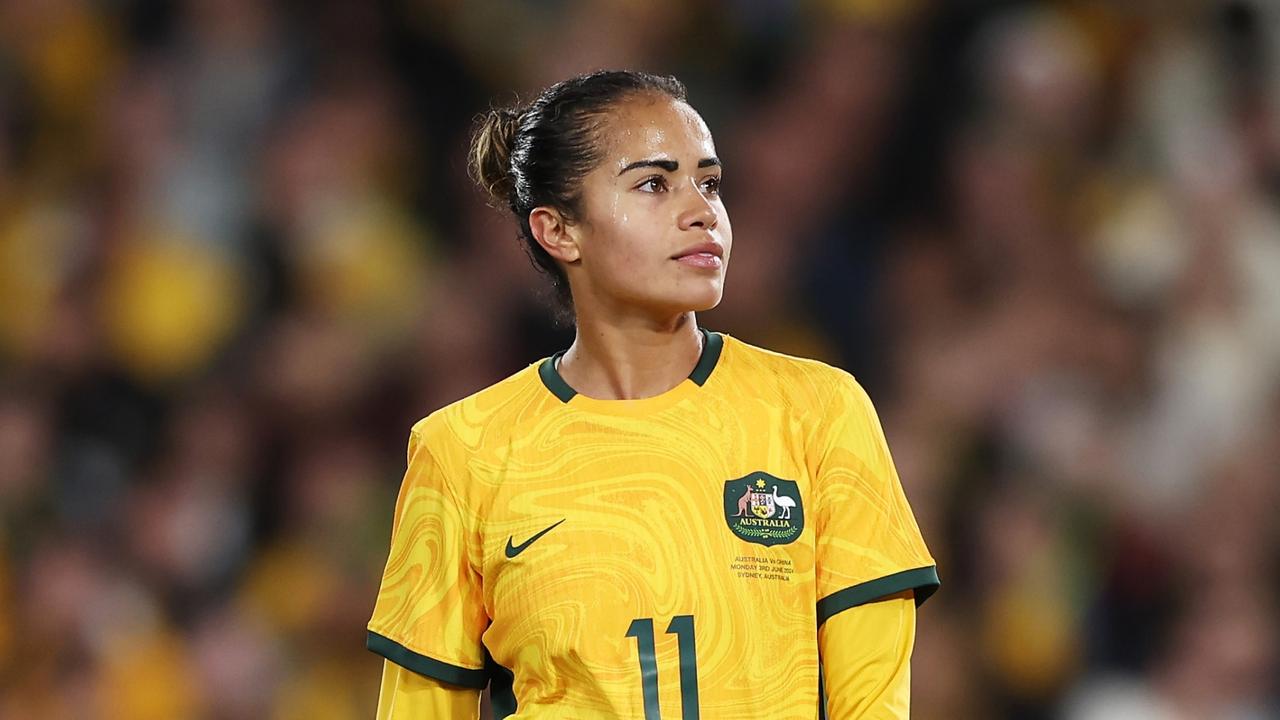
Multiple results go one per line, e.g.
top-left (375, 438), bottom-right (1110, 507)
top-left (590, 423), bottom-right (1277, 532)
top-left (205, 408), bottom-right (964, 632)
top-left (557, 310), bottom-right (703, 400)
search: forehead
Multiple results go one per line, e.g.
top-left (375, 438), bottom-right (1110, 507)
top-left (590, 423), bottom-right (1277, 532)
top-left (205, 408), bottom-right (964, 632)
top-left (599, 95), bottom-right (716, 169)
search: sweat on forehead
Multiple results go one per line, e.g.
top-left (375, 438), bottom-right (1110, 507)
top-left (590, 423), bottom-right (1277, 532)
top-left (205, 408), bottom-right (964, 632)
top-left (594, 94), bottom-right (715, 169)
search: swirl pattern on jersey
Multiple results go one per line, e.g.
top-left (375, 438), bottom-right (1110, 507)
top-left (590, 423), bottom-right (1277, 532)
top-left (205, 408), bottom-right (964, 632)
top-left (368, 333), bottom-right (937, 718)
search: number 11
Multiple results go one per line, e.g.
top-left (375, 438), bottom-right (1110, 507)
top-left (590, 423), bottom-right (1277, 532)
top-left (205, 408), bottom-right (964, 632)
top-left (625, 615), bottom-right (700, 719)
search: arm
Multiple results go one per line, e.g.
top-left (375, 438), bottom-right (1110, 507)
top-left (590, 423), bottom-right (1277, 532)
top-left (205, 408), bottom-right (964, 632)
top-left (818, 591), bottom-right (916, 719)
top-left (368, 423), bottom-right (490, 715)
top-left (809, 373), bottom-right (937, 717)
top-left (376, 660), bottom-right (482, 720)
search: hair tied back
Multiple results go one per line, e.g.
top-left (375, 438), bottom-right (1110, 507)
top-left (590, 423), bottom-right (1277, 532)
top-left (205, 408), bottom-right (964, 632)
top-left (469, 105), bottom-right (524, 209)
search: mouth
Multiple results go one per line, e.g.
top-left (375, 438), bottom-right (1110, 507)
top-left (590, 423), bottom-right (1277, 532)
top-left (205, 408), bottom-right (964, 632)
top-left (671, 241), bottom-right (725, 269)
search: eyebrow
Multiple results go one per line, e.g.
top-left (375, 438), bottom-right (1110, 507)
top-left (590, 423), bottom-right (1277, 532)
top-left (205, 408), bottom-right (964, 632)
top-left (618, 157), bottom-right (722, 175)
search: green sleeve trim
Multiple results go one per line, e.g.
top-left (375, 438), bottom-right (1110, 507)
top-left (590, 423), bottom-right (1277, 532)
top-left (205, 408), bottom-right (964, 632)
top-left (538, 352), bottom-right (576, 402)
top-left (816, 565), bottom-right (940, 627)
top-left (366, 631), bottom-right (488, 688)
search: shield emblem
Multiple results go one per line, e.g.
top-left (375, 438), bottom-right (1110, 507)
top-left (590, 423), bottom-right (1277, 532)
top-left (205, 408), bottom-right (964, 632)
top-left (751, 492), bottom-right (775, 518)
top-left (722, 472), bottom-right (805, 547)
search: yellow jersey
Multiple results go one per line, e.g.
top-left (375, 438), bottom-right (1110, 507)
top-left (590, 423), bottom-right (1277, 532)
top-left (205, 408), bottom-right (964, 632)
top-left (367, 329), bottom-right (938, 718)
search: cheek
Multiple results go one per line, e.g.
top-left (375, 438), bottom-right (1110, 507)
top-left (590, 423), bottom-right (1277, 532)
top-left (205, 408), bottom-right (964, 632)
top-left (607, 218), bottom-right (661, 274)
top-left (593, 199), bottom-right (661, 270)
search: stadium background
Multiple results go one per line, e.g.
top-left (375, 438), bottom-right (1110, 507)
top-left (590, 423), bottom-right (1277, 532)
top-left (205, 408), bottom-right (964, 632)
top-left (1, 0), bottom-right (1277, 717)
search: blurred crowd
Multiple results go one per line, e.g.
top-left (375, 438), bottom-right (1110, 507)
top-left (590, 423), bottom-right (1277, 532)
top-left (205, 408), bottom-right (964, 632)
top-left (1, 0), bottom-right (1277, 718)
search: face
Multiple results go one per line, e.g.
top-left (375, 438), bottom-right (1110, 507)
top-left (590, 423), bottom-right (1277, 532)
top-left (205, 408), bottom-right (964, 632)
top-left (556, 94), bottom-right (732, 320)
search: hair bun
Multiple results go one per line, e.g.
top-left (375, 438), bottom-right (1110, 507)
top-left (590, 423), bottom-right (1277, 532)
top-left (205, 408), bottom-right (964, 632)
top-left (468, 106), bottom-right (523, 208)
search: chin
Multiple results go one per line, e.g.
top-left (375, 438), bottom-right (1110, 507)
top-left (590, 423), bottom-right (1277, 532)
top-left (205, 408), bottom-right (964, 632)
top-left (630, 279), bottom-right (725, 316)
top-left (676, 285), bottom-right (725, 313)
top-left (690, 292), bottom-right (723, 312)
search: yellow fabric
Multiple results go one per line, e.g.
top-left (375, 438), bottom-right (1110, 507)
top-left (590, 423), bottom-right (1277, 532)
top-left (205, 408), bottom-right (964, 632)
top-left (376, 660), bottom-right (481, 719)
top-left (368, 332), bottom-right (936, 718)
top-left (811, 372), bottom-right (936, 600)
top-left (819, 593), bottom-right (915, 719)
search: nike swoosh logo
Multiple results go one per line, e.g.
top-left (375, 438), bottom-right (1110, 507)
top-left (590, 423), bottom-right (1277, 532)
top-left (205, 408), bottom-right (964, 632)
top-left (505, 519), bottom-right (566, 559)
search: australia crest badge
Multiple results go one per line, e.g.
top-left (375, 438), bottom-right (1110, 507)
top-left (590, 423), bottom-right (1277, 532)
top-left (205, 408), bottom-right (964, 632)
top-left (722, 471), bottom-right (804, 547)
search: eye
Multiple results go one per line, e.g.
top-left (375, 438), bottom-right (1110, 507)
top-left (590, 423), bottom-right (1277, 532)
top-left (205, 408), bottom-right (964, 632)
top-left (701, 175), bottom-right (722, 196)
top-left (637, 176), bottom-right (668, 193)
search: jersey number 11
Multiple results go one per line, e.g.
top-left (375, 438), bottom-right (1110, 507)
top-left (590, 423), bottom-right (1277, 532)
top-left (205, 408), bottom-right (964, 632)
top-left (625, 615), bottom-right (700, 719)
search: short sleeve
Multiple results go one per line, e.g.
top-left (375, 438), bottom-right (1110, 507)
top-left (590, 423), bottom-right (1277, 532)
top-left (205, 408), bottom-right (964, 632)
top-left (367, 426), bottom-right (489, 687)
top-left (812, 372), bottom-right (939, 626)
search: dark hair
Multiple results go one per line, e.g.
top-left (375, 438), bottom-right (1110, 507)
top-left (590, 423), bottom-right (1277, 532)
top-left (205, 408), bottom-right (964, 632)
top-left (469, 70), bottom-right (688, 322)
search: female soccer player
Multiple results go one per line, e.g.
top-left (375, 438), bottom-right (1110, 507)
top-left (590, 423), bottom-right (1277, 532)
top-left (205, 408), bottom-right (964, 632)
top-left (367, 70), bottom-right (938, 719)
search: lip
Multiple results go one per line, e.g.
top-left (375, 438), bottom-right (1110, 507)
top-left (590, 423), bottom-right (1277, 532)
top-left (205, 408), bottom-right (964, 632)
top-left (671, 241), bottom-right (725, 260)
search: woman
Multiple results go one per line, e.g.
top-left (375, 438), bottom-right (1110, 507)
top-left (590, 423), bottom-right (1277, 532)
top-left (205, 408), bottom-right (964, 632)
top-left (367, 70), bottom-right (938, 719)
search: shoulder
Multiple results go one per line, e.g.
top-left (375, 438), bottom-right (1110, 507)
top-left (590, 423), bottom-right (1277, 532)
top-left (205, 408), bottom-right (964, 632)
top-left (717, 333), bottom-right (864, 414)
top-left (409, 360), bottom-right (553, 457)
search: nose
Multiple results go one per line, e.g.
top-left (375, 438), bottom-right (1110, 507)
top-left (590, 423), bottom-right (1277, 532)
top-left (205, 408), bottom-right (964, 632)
top-left (677, 177), bottom-right (719, 231)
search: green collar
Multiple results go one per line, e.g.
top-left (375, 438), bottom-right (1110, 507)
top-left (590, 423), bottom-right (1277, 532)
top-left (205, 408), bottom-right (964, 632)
top-left (538, 328), bottom-right (724, 404)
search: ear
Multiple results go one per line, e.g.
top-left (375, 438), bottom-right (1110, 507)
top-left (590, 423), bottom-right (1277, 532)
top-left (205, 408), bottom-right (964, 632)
top-left (529, 206), bottom-right (582, 264)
